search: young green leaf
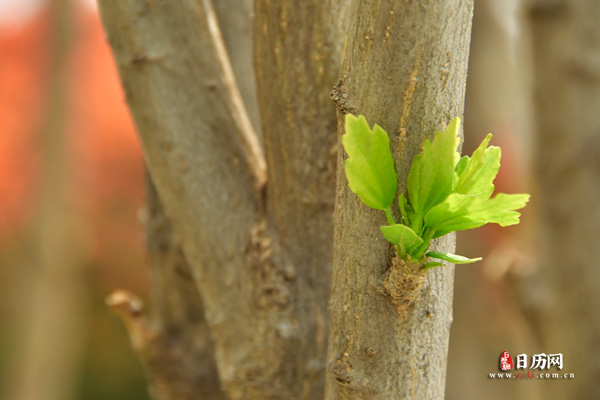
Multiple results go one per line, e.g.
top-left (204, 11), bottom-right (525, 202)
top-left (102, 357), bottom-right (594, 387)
top-left (341, 113), bottom-right (529, 270)
top-left (425, 192), bottom-right (530, 238)
top-left (407, 118), bottom-right (461, 219)
top-left (342, 114), bottom-right (398, 210)
top-left (380, 224), bottom-right (424, 257)
top-left (454, 133), bottom-right (500, 199)
top-left (426, 251), bottom-right (482, 264)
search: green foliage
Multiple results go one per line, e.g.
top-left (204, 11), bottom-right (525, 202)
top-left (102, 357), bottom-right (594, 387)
top-left (407, 117), bottom-right (459, 222)
top-left (342, 114), bottom-right (398, 210)
top-left (424, 193), bottom-right (529, 238)
top-left (341, 114), bottom-right (530, 269)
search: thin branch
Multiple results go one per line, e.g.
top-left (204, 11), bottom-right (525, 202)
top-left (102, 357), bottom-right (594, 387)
top-left (200, 0), bottom-right (266, 188)
top-left (106, 290), bottom-right (155, 351)
top-left (212, 0), bottom-right (262, 139)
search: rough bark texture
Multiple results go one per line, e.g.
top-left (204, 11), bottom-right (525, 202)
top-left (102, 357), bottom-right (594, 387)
top-left (252, 4), bottom-right (351, 397)
top-left (326, 1), bottom-right (474, 399)
top-left (254, 1), bottom-right (346, 292)
top-left (98, 0), bottom-right (347, 398)
top-left (529, 1), bottom-right (600, 397)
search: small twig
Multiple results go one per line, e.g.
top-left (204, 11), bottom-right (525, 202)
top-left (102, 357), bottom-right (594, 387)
top-left (106, 290), bottom-right (156, 351)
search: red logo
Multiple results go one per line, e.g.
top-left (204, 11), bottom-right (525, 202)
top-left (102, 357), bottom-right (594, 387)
top-left (500, 351), bottom-right (514, 371)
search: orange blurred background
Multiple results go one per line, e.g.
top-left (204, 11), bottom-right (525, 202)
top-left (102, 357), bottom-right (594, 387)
top-left (0, 1), bottom-right (150, 399)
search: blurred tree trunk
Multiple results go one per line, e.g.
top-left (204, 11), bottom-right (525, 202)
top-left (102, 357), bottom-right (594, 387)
top-left (447, 1), bottom-right (541, 399)
top-left (98, 0), bottom-right (473, 399)
top-left (2, 1), bottom-right (89, 400)
top-left (529, 1), bottom-right (600, 398)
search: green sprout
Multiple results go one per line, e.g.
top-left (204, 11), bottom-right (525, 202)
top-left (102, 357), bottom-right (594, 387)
top-left (342, 114), bottom-right (530, 269)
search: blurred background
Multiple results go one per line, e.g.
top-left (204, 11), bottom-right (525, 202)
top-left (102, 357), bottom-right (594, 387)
top-left (0, 0), bottom-right (150, 399)
top-left (0, 0), bottom-right (595, 399)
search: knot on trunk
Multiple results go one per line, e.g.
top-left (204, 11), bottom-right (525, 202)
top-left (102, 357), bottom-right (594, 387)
top-left (383, 257), bottom-right (426, 316)
top-left (249, 219), bottom-right (296, 309)
top-left (331, 358), bottom-right (352, 384)
top-left (330, 80), bottom-right (359, 115)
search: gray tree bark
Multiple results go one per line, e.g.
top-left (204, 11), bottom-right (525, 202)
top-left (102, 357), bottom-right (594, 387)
top-left (326, 1), bottom-right (474, 399)
top-left (529, 1), bottom-right (600, 398)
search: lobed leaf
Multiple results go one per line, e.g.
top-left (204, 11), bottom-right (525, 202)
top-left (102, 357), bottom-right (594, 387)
top-left (407, 118), bottom-right (461, 219)
top-left (342, 114), bottom-right (398, 210)
top-left (425, 192), bottom-right (530, 238)
top-left (454, 133), bottom-right (500, 199)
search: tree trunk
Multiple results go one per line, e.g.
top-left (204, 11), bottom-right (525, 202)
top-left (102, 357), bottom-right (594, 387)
top-left (252, 2), bottom-right (351, 395)
top-left (99, 0), bottom-right (347, 398)
top-left (529, 1), bottom-right (600, 397)
top-left (326, 1), bottom-right (474, 399)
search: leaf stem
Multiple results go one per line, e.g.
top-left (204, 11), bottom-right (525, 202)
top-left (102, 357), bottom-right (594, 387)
top-left (421, 227), bottom-right (436, 245)
top-left (411, 216), bottom-right (422, 236)
top-left (384, 208), bottom-right (396, 225)
top-left (414, 227), bottom-right (436, 258)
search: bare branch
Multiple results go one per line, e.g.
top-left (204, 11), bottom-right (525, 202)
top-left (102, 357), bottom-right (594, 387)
top-left (212, 0), bottom-right (262, 138)
top-left (106, 290), bottom-right (155, 352)
top-left (200, 0), bottom-right (266, 186)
